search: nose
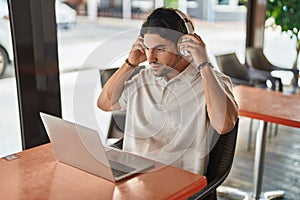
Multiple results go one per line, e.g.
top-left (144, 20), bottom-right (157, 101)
top-left (147, 49), bottom-right (157, 64)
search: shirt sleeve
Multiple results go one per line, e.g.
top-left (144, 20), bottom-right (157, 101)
top-left (216, 71), bottom-right (239, 111)
top-left (118, 66), bottom-right (147, 110)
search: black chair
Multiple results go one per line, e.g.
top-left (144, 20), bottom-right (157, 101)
top-left (99, 68), bottom-right (125, 148)
top-left (188, 119), bottom-right (239, 200)
top-left (216, 53), bottom-right (253, 86)
top-left (215, 52), bottom-right (276, 88)
top-left (246, 48), bottom-right (296, 136)
top-left (99, 66), bottom-right (145, 149)
top-left (246, 47), bottom-right (298, 93)
top-left (216, 53), bottom-right (270, 151)
top-left (216, 53), bottom-right (282, 149)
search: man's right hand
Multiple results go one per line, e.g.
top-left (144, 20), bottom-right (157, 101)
top-left (128, 36), bottom-right (147, 66)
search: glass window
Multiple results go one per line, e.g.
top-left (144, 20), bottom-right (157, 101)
top-left (219, 0), bottom-right (229, 5)
top-left (57, 0), bottom-right (247, 142)
top-left (1, 0), bottom-right (248, 155)
top-left (0, 0), bottom-right (22, 157)
top-left (132, 0), bottom-right (154, 18)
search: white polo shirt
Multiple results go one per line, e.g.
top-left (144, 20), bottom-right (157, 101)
top-left (119, 65), bottom-right (232, 174)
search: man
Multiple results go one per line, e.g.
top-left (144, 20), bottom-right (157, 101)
top-left (98, 7), bottom-right (238, 175)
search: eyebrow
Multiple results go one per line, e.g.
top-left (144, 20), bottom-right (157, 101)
top-left (143, 43), bottom-right (168, 49)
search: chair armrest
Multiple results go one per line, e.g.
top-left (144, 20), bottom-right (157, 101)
top-left (271, 65), bottom-right (299, 73)
top-left (248, 67), bottom-right (273, 81)
top-left (230, 77), bottom-right (254, 86)
top-left (271, 66), bottom-right (299, 82)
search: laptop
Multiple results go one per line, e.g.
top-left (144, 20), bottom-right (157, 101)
top-left (39, 112), bottom-right (154, 182)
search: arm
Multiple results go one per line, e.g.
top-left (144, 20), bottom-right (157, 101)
top-left (179, 34), bottom-right (238, 134)
top-left (200, 65), bottom-right (239, 134)
top-left (97, 36), bottom-right (146, 112)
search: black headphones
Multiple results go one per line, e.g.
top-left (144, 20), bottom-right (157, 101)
top-left (174, 9), bottom-right (194, 34)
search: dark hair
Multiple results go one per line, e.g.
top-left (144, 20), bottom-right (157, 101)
top-left (140, 7), bottom-right (193, 44)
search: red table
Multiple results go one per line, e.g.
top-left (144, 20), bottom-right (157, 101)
top-left (0, 144), bottom-right (207, 200)
top-left (231, 85), bottom-right (300, 199)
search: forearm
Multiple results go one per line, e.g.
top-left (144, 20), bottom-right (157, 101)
top-left (97, 62), bottom-right (135, 111)
top-left (177, 33), bottom-right (238, 132)
top-left (200, 65), bottom-right (238, 134)
top-left (97, 35), bottom-right (146, 111)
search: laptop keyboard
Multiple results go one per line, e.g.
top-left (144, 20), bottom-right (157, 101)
top-left (108, 160), bottom-right (136, 178)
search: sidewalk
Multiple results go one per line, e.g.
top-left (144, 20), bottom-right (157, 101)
top-left (77, 15), bottom-right (247, 31)
top-left (65, 16), bottom-right (247, 70)
top-left (79, 15), bottom-right (298, 69)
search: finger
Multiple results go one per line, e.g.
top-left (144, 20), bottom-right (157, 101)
top-left (134, 44), bottom-right (145, 54)
top-left (179, 34), bottom-right (197, 42)
top-left (179, 34), bottom-right (206, 49)
top-left (187, 42), bottom-right (206, 50)
top-left (193, 33), bottom-right (206, 48)
top-left (179, 41), bottom-right (204, 54)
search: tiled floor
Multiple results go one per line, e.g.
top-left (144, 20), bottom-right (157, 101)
top-left (218, 117), bottom-right (300, 200)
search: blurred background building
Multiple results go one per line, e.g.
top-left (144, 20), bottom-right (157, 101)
top-left (63, 0), bottom-right (247, 21)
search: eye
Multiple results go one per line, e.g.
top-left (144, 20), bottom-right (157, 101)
top-left (156, 47), bottom-right (165, 52)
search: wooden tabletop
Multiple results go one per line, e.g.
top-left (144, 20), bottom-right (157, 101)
top-left (0, 144), bottom-right (207, 200)
top-left (233, 85), bottom-right (300, 128)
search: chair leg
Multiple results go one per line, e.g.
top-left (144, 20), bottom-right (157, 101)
top-left (268, 123), bottom-right (279, 138)
top-left (274, 124), bottom-right (279, 136)
top-left (270, 79), bottom-right (276, 91)
top-left (292, 69), bottom-right (299, 93)
top-left (204, 191), bottom-right (217, 200)
top-left (268, 123), bottom-right (273, 138)
top-left (247, 119), bottom-right (253, 151)
top-left (277, 79), bottom-right (283, 92)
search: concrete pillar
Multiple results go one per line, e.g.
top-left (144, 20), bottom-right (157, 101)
top-left (123, 0), bottom-right (131, 19)
top-left (87, 0), bottom-right (98, 20)
top-left (155, 0), bottom-right (164, 8)
top-left (229, 0), bottom-right (238, 6)
top-left (178, 0), bottom-right (187, 13)
top-left (246, 0), bottom-right (267, 48)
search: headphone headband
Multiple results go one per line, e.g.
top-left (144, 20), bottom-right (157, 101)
top-left (174, 9), bottom-right (194, 34)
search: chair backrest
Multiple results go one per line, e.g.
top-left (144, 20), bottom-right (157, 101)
top-left (215, 53), bottom-right (250, 81)
top-left (245, 47), bottom-right (273, 71)
top-left (188, 118), bottom-right (239, 200)
top-left (100, 68), bottom-right (119, 88)
top-left (99, 66), bottom-right (145, 145)
top-left (99, 68), bottom-right (126, 136)
top-left (100, 66), bottom-right (145, 88)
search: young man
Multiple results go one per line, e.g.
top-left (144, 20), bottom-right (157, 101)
top-left (98, 8), bottom-right (238, 175)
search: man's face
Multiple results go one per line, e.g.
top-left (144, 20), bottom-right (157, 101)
top-left (143, 33), bottom-right (180, 78)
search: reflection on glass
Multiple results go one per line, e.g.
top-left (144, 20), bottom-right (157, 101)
top-left (0, 0), bottom-right (250, 157)
top-left (0, 0), bottom-right (21, 157)
top-left (57, 0), bottom-right (247, 139)
top-left (0, 0), bottom-right (13, 78)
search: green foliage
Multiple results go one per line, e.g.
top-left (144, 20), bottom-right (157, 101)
top-left (266, 0), bottom-right (300, 35)
top-left (238, 0), bottom-right (248, 6)
top-left (165, 0), bottom-right (178, 8)
top-left (266, 0), bottom-right (300, 67)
